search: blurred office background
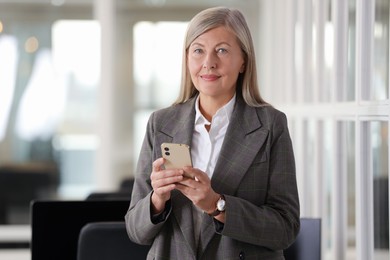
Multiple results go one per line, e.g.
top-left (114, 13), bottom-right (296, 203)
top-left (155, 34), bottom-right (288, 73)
top-left (0, 0), bottom-right (388, 259)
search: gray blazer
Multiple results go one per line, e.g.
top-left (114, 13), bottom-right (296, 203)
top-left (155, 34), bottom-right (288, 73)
top-left (125, 94), bottom-right (300, 260)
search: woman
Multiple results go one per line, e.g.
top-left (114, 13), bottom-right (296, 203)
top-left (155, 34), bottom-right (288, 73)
top-left (125, 6), bottom-right (300, 260)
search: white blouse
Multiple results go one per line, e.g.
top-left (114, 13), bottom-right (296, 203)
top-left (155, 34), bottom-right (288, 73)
top-left (190, 94), bottom-right (236, 248)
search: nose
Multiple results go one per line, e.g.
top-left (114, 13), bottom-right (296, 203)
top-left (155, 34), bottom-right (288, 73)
top-left (203, 63), bottom-right (216, 69)
top-left (203, 53), bottom-right (217, 69)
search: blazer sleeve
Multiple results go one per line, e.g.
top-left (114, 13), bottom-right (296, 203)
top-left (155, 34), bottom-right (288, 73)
top-left (124, 112), bottom-right (171, 245)
top-left (220, 111), bottom-right (300, 250)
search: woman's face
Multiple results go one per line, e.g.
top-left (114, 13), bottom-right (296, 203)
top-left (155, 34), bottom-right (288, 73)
top-left (187, 26), bottom-right (245, 102)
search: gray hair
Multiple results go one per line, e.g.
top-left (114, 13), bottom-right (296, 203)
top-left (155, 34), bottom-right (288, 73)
top-left (175, 6), bottom-right (267, 107)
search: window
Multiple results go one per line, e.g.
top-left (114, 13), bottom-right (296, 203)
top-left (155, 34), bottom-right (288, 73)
top-left (132, 21), bottom-right (188, 165)
top-left (51, 20), bottom-right (100, 198)
top-left (259, 0), bottom-right (390, 259)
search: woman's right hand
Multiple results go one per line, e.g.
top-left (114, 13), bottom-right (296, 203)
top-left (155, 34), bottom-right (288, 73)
top-left (150, 157), bottom-right (184, 214)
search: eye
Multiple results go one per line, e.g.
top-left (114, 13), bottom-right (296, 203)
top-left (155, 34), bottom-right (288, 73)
top-left (193, 48), bottom-right (203, 54)
top-left (217, 48), bottom-right (227, 54)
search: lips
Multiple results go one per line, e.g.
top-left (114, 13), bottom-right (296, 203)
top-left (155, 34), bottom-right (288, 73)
top-left (200, 74), bottom-right (221, 81)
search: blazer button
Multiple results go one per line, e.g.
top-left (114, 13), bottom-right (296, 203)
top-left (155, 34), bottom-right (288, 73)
top-left (239, 251), bottom-right (245, 260)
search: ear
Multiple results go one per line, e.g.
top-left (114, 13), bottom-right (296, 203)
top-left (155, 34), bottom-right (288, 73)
top-left (239, 64), bottom-right (245, 73)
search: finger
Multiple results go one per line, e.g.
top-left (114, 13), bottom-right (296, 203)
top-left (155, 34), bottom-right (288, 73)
top-left (152, 158), bottom-right (165, 172)
top-left (183, 167), bottom-right (208, 183)
top-left (175, 183), bottom-right (193, 197)
top-left (154, 183), bottom-right (177, 195)
top-left (177, 176), bottom-right (201, 189)
top-left (154, 174), bottom-right (184, 187)
top-left (175, 183), bottom-right (207, 206)
top-left (183, 171), bottom-right (199, 182)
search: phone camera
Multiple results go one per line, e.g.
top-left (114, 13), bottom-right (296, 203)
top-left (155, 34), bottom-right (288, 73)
top-left (165, 152), bottom-right (170, 156)
top-left (164, 147), bottom-right (169, 151)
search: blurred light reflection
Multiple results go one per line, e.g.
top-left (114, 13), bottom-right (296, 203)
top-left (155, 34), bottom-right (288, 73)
top-left (0, 35), bottom-right (18, 141)
top-left (15, 48), bottom-right (66, 141)
top-left (25, 36), bottom-right (39, 53)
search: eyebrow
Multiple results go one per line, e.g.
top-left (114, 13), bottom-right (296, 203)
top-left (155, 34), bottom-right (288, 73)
top-left (190, 42), bottom-right (203, 48)
top-left (190, 41), bottom-right (232, 48)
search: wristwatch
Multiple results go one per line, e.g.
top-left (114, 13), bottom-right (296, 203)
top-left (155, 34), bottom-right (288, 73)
top-left (208, 194), bottom-right (226, 217)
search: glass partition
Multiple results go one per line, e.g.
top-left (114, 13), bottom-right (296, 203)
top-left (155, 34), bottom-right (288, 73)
top-left (370, 0), bottom-right (389, 100)
top-left (339, 121), bottom-right (356, 259)
top-left (347, 0), bottom-right (356, 101)
top-left (367, 121), bottom-right (389, 259)
top-left (323, 119), bottom-right (334, 260)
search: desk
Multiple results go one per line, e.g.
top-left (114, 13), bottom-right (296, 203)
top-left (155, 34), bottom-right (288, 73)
top-left (0, 163), bottom-right (59, 224)
top-left (0, 249), bottom-right (30, 260)
top-left (0, 225), bottom-right (30, 249)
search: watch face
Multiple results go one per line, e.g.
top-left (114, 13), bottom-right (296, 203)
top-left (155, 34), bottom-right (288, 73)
top-left (217, 198), bottom-right (226, 211)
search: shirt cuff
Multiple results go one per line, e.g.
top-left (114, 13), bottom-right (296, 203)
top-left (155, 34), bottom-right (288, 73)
top-left (213, 218), bottom-right (225, 233)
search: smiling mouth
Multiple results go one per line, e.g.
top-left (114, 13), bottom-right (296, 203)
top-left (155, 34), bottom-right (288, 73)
top-left (201, 75), bottom-right (221, 81)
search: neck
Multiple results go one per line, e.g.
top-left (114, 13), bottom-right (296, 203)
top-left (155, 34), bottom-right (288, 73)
top-left (198, 94), bottom-right (233, 122)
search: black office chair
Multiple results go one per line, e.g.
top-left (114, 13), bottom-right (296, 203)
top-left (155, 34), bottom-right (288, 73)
top-left (30, 200), bottom-right (130, 260)
top-left (284, 218), bottom-right (321, 260)
top-left (77, 218), bottom-right (321, 260)
top-left (85, 191), bottom-right (131, 201)
top-left (77, 222), bottom-right (150, 260)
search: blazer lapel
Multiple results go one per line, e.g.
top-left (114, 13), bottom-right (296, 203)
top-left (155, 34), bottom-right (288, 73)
top-left (197, 212), bottom-right (216, 256)
top-left (157, 100), bottom-right (196, 148)
top-left (156, 98), bottom-right (198, 255)
top-left (198, 96), bottom-right (269, 255)
top-left (211, 96), bottom-right (269, 195)
top-left (171, 190), bottom-right (197, 255)
top-left (155, 96), bottom-right (269, 256)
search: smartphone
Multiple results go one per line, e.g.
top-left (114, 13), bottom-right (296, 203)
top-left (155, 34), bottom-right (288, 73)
top-left (161, 143), bottom-right (193, 178)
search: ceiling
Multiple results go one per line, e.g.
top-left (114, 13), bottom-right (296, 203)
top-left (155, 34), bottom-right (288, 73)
top-left (0, 0), bottom-right (246, 7)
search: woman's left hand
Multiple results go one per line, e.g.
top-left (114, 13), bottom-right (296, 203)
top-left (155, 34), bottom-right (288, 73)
top-left (175, 167), bottom-right (220, 214)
